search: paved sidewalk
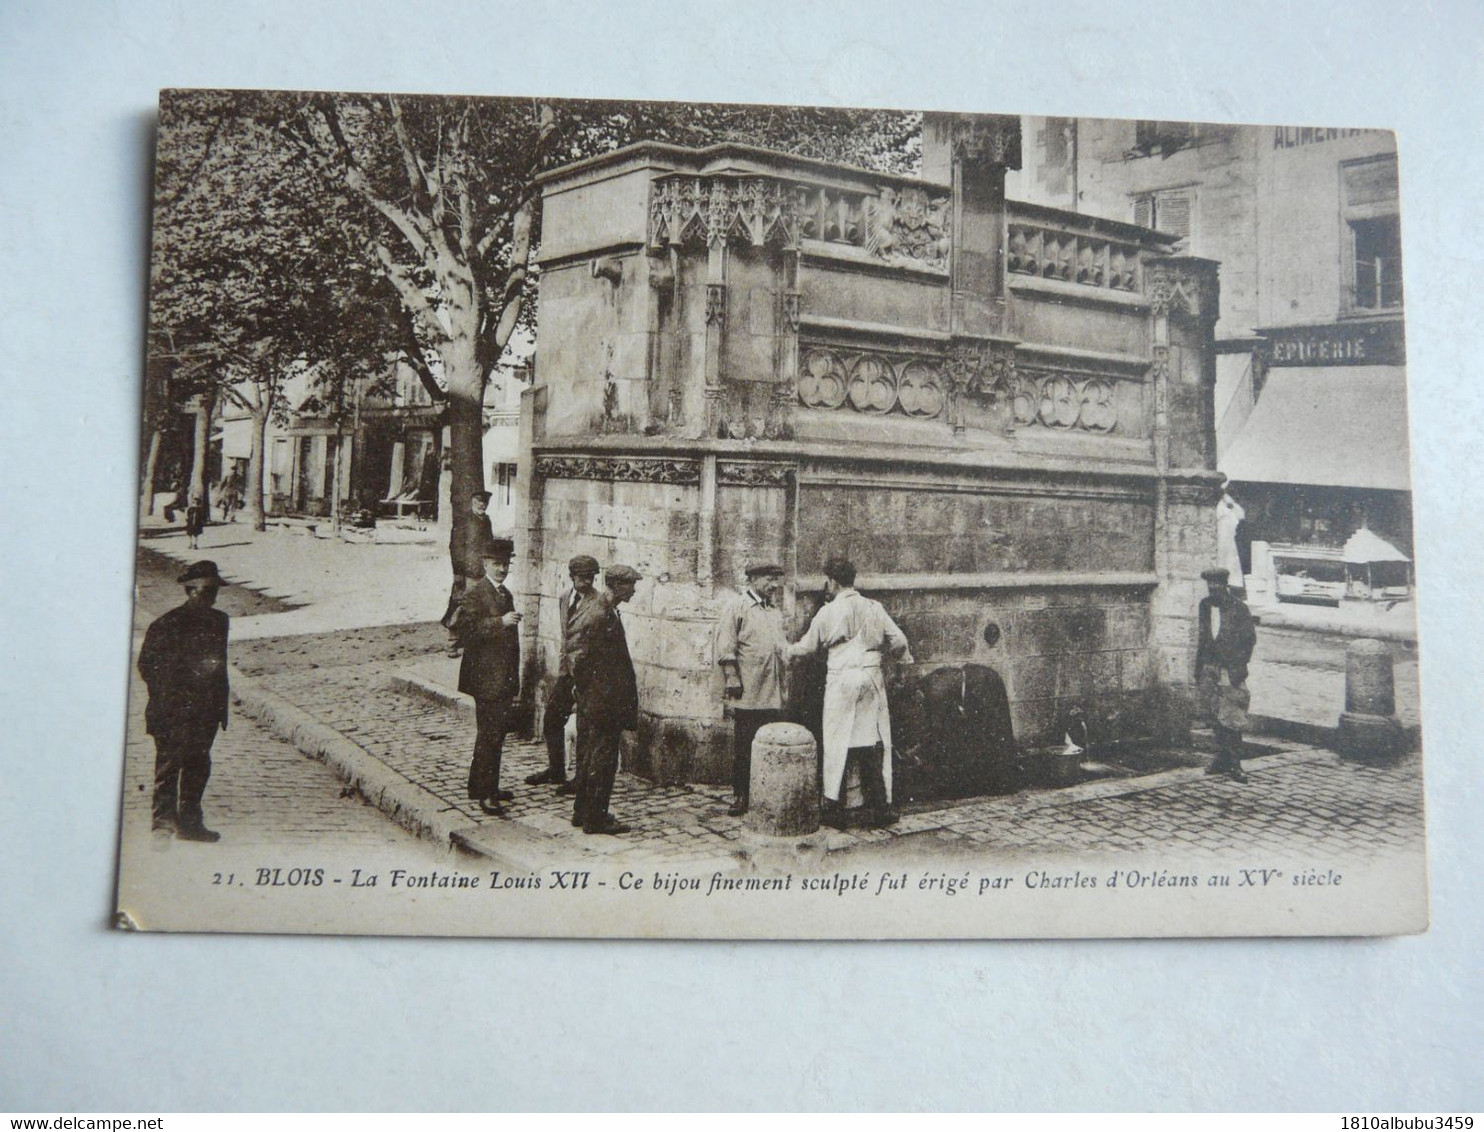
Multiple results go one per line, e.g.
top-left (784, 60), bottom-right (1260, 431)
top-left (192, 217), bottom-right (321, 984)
top-left (139, 522), bottom-right (453, 639)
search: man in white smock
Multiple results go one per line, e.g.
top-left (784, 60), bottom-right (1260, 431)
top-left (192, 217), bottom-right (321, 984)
top-left (788, 557), bottom-right (913, 829)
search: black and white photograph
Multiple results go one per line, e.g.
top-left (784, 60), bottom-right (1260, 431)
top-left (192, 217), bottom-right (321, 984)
top-left (115, 90), bottom-right (1426, 939)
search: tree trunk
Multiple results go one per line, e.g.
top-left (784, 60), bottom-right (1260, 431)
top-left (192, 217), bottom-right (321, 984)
top-left (188, 393), bottom-right (215, 513)
top-left (246, 401), bottom-right (270, 532)
top-left (442, 333), bottom-right (487, 571)
top-left (139, 428), bottom-right (163, 519)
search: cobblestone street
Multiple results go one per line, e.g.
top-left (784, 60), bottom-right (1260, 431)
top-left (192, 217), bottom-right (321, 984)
top-left (228, 621), bottom-right (1425, 871)
top-left (128, 538), bottom-right (1427, 874)
top-left (123, 558), bottom-right (444, 861)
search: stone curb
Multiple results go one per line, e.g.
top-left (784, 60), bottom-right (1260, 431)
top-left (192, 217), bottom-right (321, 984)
top-left (228, 664), bottom-right (481, 851)
top-left (387, 670), bottom-right (475, 721)
top-left (1252, 607), bottom-right (1418, 644)
top-left (1250, 711), bottom-right (1421, 752)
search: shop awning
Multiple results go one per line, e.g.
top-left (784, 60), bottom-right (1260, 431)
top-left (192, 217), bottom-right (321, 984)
top-left (1343, 527), bottom-right (1410, 564)
top-left (1220, 366), bottom-right (1412, 491)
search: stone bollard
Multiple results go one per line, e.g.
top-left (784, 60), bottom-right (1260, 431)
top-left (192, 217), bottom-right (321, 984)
top-left (745, 722), bottom-right (820, 837)
top-left (1337, 638), bottom-right (1406, 760)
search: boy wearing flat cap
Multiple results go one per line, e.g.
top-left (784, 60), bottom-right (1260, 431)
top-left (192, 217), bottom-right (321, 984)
top-left (1196, 566), bottom-right (1258, 783)
top-left (714, 563), bottom-right (790, 816)
top-left (137, 560), bottom-right (231, 842)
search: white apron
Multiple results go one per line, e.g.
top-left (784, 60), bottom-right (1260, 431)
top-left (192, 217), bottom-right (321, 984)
top-left (821, 642), bottom-right (893, 804)
top-left (796, 590), bottom-right (907, 803)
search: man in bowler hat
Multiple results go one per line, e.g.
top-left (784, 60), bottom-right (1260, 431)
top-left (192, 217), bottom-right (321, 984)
top-left (568, 564), bottom-right (642, 835)
top-left (1196, 566), bottom-right (1258, 783)
top-left (528, 554), bottom-right (601, 791)
top-left (137, 560), bottom-right (231, 842)
top-left (452, 537), bottom-right (522, 816)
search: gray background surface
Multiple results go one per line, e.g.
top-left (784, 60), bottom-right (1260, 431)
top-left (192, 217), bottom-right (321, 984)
top-left (2, 0), bottom-right (1480, 1111)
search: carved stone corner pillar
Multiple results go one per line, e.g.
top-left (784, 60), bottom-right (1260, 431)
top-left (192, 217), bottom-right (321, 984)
top-left (703, 280), bottom-right (727, 437)
top-left (768, 287), bottom-right (801, 440)
top-left (944, 336), bottom-right (1018, 436)
top-left (1146, 257), bottom-right (1222, 337)
top-left (929, 113), bottom-right (1023, 340)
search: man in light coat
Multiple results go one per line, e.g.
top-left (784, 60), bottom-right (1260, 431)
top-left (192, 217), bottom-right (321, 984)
top-left (789, 556), bottom-right (913, 828)
top-left (714, 563), bottom-right (790, 817)
top-left (529, 554), bottom-right (600, 791)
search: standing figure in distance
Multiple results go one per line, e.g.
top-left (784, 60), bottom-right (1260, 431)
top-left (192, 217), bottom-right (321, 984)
top-left (441, 489), bottom-right (496, 657)
top-left (137, 560), bottom-right (231, 842)
top-left (714, 563), bottom-right (789, 817)
top-left (569, 564), bottom-right (642, 835)
top-left (788, 556), bottom-right (913, 829)
top-left (1196, 566), bottom-right (1258, 783)
top-left (529, 554), bottom-right (600, 791)
top-left (184, 493), bottom-right (207, 550)
top-left (454, 538), bottom-right (522, 816)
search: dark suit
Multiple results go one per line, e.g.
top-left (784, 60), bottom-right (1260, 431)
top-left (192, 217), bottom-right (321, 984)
top-left (137, 601), bottom-right (230, 832)
top-left (454, 575), bottom-right (521, 801)
top-left (1196, 595), bottom-right (1257, 683)
top-left (1196, 593), bottom-right (1258, 769)
top-left (441, 510), bottom-right (497, 628)
top-left (569, 592), bottom-right (638, 831)
top-left (540, 588), bottom-right (586, 779)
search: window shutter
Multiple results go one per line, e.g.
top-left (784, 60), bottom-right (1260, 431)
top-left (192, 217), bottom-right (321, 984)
top-left (1134, 197), bottom-right (1152, 229)
top-left (1343, 157), bottom-right (1398, 208)
top-left (1159, 192), bottom-right (1193, 241)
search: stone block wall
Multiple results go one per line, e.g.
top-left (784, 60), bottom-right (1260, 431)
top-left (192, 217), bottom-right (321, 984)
top-left (795, 483), bottom-right (1154, 578)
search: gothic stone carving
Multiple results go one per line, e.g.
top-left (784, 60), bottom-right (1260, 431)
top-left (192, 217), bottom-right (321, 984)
top-left (1010, 369), bottom-right (1119, 433)
top-left (798, 346), bottom-right (946, 420)
top-left (705, 283), bottom-right (727, 328)
top-left (536, 455), bottom-right (701, 486)
top-left (1146, 258), bottom-right (1220, 321)
top-left (649, 176), bottom-right (803, 250)
top-left (945, 113), bottom-right (1023, 170)
top-left (717, 461), bottom-right (795, 488)
top-left (864, 186), bottom-right (951, 271)
top-left (649, 174), bottom-right (953, 273)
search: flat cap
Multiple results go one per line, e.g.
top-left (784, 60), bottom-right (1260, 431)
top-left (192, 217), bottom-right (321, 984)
top-left (1200, 567), bottom-right (1231, 583)
top-left (568, 554), bottom-right (601, 576)
top-left (177, 560), bottom-right (225, 585)
top-left (745, 563), bottom-right (784, 578)
top-left (605, 563), bottom-right (643, 584)
top-left (481, 536), bottom-right (516, 560)
top-left (472, 490), bottom-right (493, 501)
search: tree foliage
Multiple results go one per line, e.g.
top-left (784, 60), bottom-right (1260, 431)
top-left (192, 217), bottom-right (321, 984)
top-left (148, 88), bottom-right (921, 552)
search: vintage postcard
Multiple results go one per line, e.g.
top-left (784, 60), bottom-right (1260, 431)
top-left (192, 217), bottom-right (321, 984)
top-left (116, 90), bottom-right (1425, 938)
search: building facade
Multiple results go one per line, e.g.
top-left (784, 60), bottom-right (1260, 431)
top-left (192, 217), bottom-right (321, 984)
top-left (517, 116), bottom-right (1223, 791)
top-left (1012, 119), bottom-right (1411, 599)
top-left (218, 361), bottom-right (527, 532)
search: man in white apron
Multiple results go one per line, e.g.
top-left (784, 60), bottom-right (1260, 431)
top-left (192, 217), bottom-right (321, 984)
top-left (789, 557), bottom-right (913, 828)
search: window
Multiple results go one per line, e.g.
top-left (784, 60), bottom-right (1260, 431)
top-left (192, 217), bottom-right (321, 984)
top-left (1133, 120), bottom-right (1196, 155)
top-left (1341, 155), bottom-right (1401, 313)
top-left (1133, 188), bottom-right (1195, 250)
top-left (495, 462), bottom-right (517, 507)
top-left (1350, 216), bottom-right (1403, 310)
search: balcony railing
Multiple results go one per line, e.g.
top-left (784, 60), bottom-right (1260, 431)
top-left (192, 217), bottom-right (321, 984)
top-left (649, 173), bottom-right (952, 271)
top-left (1007, 221), bottom-right (1143, 292)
